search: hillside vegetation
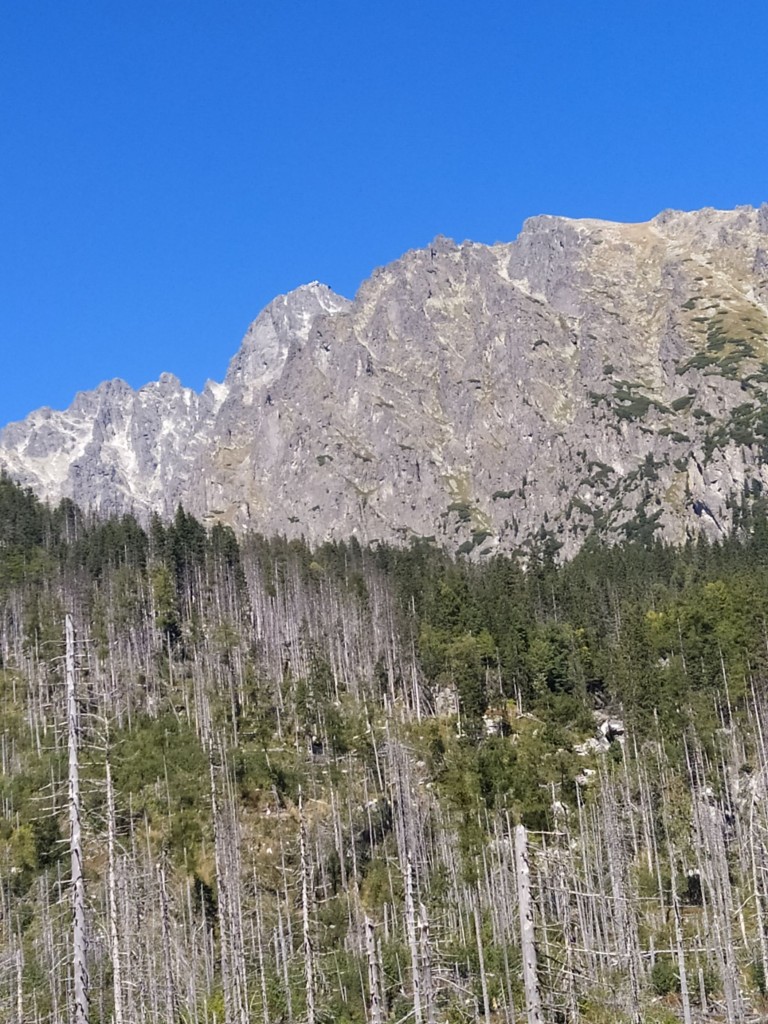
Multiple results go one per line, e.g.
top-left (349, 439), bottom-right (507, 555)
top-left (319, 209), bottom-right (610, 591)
top-left (4, 473), bottom-right (768, 1022)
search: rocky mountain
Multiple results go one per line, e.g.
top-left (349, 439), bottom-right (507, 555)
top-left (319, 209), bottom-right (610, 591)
top-left (3, 204), bottom-right (768, 556)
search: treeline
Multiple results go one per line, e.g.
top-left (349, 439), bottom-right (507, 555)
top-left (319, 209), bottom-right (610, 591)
top-left (3, 472), bottom-right (768, 1022)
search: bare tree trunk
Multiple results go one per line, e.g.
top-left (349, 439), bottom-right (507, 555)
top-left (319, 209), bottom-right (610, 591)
top-left (473, 896), bottom-right (491, 1021)
top-left (208, 735), bottom-right (248, 1024)
top-left (666, 841), bottom-right (692, 1024)
top-left (299, 793), bottom-right (316, 1024)
top-left (514, 825), bottom-right (542, 1024)
top-left (255, 894), bottom-right (271, 1024)
top-left (105, 758), bottom-right (124, 1024)
top-left (66, 614), bottom-right (89, 1024)
top-left (404, 856), bottom-right (423, 1024)
top-left (159, 859), bottom-right (179, 1024)
top-left (419, 902), bottom-right (435, 1024)
top-left (15, 945), bottom-right (23, 1024)
top-left (365, 916), bottom-right (384, 1024)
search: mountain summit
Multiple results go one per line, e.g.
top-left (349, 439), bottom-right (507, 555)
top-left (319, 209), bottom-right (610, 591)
top-left (3, 205), bottom-right (768, 556)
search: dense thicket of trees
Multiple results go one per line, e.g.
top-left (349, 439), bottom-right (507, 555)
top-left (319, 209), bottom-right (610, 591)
top-left (5, 471), bottom-right (768, 1022)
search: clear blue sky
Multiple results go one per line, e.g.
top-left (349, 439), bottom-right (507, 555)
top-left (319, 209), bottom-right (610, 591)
top-left (2, 1), bottom-right (766, 426)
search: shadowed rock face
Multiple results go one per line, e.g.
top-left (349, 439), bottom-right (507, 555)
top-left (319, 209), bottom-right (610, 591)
top-left (4, 206), bottom-right (768, 557)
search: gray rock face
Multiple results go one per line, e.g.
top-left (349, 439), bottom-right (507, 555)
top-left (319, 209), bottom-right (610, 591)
top-left (0, 373), bottom-right (219, 518)
top-left (4, 206), bottom-right (768, 557)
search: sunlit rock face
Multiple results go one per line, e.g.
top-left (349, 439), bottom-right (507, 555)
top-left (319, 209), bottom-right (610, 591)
top-left (4, 206), bottom-right (768, 557)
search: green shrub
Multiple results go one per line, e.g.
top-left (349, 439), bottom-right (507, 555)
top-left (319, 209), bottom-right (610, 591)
top-left (651, 957), bottom-right (680, 996)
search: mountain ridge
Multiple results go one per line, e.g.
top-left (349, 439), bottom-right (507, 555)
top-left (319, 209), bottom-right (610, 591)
top-left (3, 204), bottom-right (768, 556)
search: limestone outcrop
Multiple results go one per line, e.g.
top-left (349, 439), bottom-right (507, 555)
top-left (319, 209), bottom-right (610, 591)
top-left (4, 206), bottom-right (768, 557)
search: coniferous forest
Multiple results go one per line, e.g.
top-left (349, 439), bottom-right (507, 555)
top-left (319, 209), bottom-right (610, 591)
top-left (6, 474), bottom-right (768, 1022)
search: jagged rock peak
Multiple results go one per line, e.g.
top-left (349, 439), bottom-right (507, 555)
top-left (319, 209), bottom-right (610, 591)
top-left (223, 282), bottom-right (350, 393)
top-left (3, 204), bottom-right (768, 557)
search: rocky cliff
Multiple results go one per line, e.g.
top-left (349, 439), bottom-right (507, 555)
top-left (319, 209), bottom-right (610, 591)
top-left (4, 205), bottom-right (768, 557)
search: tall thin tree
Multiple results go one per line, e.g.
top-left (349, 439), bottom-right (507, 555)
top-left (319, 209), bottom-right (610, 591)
top-left (66, 614), bottom-right (89, 1024)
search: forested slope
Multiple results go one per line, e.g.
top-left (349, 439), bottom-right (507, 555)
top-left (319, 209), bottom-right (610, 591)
top-left (3, 472), bottom-right (768, 1022)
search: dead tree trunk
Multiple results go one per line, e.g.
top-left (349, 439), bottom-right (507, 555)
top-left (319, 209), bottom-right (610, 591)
top-left (299, 793), bottom-right (316, 1024)
top-left (365, 916), bottom-right (384, 1024)
top-left (666, 840), bottom-right (692, 1024)
top-left (158, 859), bottom-right (179, 1024)
top-left (405, 856), bottom-right (423, 1024)
top-left (105, 757), bottom-right (124, 1024)
top-left (419, 902), bottom-right (435, 1024)
top-left (514, 825), bottom-right (542, 1024)
top-left (473, 894), bottom-right (491, 1021)
top-left (66, 614), bottom-right (89, 1024)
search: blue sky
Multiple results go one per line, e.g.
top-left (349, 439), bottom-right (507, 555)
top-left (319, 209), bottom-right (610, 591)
top-left (2, 1), bottom-right (766, 426)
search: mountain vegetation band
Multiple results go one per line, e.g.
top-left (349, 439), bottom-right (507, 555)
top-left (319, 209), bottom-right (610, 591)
top-left (5, 203), bottom-right (768, 1022)
top-left (3, 474), bottom-right (768, 1021)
